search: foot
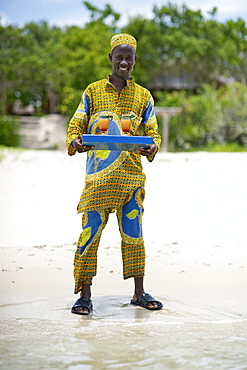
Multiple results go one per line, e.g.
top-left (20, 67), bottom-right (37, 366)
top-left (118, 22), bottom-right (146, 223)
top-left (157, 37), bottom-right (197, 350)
top-left (71, 283), bottom-right (92, 315)
top-left (132, 293), bottom-right (160, 309)
top-left (133, 277), bottom-right (162, 309)
top-left (71, 297), bottom-right (93, 315)
top-left (131, 293), bottom-right (163, 310)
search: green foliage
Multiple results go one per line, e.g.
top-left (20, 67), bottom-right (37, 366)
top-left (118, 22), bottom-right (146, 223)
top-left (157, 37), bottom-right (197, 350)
top-left (188, 143), bottom-right (247, 152)
top-left (59, 86), bottom-right (82, 117)
top-left (83, 1), bottom-right (120, 28)
top-left (156, 83), bottom-right (247, 151)
top-left (124, 3), bottom-right (247, 88)
top-left (60, 23), bottom-right (113, 91)
top-left (0, 21), bottom-right (67, 114)
top-left (219, 83), bottom-right (247, 142)
top-left (0, 116), bottom-right (21, 147)
top-left (1, 1), bottom-right (247, 152)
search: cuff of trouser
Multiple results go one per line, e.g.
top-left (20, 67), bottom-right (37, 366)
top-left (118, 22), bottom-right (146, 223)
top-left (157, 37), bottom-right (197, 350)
top-left (74, 280), bottom-right (92, 294)
top-left (123, 273), bottom-right (145, 280)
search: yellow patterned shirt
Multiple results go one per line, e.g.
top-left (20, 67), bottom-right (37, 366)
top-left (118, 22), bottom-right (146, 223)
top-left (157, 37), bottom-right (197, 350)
top-left (66, 76), bottom-right (161, 213)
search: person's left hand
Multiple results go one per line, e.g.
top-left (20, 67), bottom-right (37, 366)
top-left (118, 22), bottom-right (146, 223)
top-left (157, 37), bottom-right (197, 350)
top-left (138, 144), bottom-right (158, 157)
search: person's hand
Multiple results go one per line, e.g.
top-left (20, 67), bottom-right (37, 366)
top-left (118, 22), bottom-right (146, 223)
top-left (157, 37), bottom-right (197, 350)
top-left (72, 136), bottom-right (95, 153)
top-left (138, 144), bottom-right (158, 157)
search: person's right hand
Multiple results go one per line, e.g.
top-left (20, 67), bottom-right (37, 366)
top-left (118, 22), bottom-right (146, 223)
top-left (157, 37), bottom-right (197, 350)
top-left (72, 136), bottom-right (95, 153)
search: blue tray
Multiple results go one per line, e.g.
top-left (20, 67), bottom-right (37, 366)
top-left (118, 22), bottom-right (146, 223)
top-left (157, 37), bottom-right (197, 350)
top-left (81, 134), bottom-right (154, 151)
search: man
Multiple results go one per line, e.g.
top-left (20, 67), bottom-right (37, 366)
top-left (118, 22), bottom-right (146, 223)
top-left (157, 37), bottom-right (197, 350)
top-left (66, 33), bottom-right (163, 315)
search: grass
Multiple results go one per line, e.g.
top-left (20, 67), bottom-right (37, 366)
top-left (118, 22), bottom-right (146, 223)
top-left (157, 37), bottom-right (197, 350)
top-left (0, 145), bottom-right (28, 161)
top-left (176, 143), bottom-right (247, 152)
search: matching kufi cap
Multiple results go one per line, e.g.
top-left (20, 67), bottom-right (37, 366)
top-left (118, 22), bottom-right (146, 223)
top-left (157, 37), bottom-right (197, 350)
top-left (110, 33), bottom-right (137, 51)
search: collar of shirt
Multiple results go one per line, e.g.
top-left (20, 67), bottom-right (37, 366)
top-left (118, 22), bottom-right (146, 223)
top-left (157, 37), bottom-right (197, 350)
top-left (106, 75), bottom-right (134, 87)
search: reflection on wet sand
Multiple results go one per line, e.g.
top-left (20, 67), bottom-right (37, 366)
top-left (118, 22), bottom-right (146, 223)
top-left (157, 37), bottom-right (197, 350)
top-left (1, 292), bottom-right (247, 369)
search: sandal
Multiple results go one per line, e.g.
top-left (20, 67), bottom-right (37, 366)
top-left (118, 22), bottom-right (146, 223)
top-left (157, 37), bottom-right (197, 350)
top-left (71, 297), bottom-right (93, 315)
top-left (131, 293), bottom-right (163, 310)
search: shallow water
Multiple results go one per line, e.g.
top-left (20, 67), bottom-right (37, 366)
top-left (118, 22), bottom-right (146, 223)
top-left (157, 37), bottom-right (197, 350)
top-left (1, 291), bottom-right (247, 370)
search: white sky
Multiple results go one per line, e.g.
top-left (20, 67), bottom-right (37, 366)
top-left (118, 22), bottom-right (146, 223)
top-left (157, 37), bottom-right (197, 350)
top-left (0, 0), bottom-right (247, 28)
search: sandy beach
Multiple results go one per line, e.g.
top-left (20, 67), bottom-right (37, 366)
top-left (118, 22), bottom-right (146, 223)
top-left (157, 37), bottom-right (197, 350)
top-left (0, 148), bottom-right (247, 369)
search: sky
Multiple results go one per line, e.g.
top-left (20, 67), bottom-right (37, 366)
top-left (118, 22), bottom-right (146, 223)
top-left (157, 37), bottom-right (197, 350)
top-left (0, 0), bottom-right (247, 28)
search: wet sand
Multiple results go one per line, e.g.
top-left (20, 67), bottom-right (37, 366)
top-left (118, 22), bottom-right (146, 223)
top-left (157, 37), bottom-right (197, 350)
top-left (0, 149), bottom-right (247, 369)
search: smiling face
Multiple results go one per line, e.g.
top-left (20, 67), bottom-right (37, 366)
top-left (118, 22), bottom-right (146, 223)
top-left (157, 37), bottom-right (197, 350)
top-left (109, 44), bottom-right (137, 81)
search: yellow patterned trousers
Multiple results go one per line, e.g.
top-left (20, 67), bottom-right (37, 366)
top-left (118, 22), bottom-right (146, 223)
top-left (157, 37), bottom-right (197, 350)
top-left (73, 188), bottom-right (146, 294)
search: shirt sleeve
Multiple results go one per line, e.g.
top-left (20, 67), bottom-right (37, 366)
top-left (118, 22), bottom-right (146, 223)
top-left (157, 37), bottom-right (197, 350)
top-left (66, 91), bottom-right (90, 156)
top-left (142, 95), bottom-right (161, 162)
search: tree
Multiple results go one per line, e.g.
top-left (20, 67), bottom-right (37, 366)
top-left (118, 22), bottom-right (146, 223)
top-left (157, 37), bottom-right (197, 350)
top-left (221, 19), bottom-right (247, 84)
top-left (123, 3), bottom-right (247, 91)
top-left (0, 24), bottom-right (24, 114)
top-left (0, 21), bottom-right (66, 114)
top-left (59, 2), bottom-right (121, 115)
top-left (83, 1), bottom-right (120, 29)
top-left (17, 21), bottom-right (66, 113)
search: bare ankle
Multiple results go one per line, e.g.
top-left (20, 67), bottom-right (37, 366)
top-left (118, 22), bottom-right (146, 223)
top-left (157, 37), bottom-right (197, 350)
top-left (134, 276), bottom-right (145, 298)
top-left (80, 283), bottom-right (91, 298)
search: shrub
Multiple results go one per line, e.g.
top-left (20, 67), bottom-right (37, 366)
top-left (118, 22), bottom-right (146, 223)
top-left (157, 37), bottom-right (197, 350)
top-left (0, 116), bottom-right (21, 147)
top-left (156, 83), bottom-right (247, 151)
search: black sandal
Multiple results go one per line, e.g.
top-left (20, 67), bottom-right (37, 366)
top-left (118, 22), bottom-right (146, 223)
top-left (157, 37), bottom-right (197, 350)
top-left (131, 293), bottom-right (163, 310)
top-left (71, 297), bottom-right (93, 315)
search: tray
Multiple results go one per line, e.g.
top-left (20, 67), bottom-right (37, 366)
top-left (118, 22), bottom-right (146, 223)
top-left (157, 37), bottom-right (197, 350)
top-left (81, 134), bottom-right (154, 151)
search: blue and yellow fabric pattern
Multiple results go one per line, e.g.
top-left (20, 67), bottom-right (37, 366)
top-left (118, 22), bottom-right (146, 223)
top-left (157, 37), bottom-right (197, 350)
top-left (66, 76), bottom-right (161, 290)
top-left (73, 188), bottom-right (145, 293)
top-left (66, 77), bottom-right (161, 214)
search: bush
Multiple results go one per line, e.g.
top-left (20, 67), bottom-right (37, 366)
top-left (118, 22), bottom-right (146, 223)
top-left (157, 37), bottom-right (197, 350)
top-left (0, 116), bottom-right (21, 147)
top-left (156, 83), bottom-right (247, 151)
top-left (59, 86), bottom-right (82, 120)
